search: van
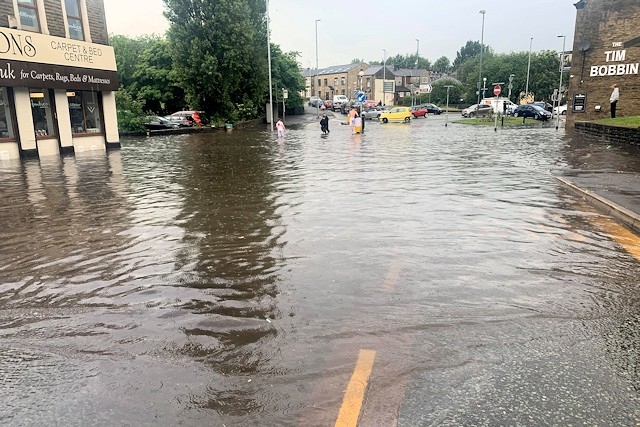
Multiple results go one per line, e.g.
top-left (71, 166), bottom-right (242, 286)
top-left (332, 95), bottom-right (349, 111)
top-left (482, 97), bottom-right (516, 114)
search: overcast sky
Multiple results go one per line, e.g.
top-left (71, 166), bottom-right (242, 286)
top-left (104, 0), bottom-right (578, 68)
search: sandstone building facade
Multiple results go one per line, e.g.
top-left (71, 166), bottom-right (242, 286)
top-left (567, 0), bottom-right (640, 127)
top-left (0, 0), bottom-right (118, 160)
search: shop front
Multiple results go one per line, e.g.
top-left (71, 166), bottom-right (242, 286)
top-left (0, 28), bottom-right (119, 160)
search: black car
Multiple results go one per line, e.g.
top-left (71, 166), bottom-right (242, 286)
top-left (145, 116), bottom-right (180, 130)
top-left (423, 103), bottom-right (443, 115)
top-left (530, 101), bottom-right (553, 112)
top-left (512, 104), bottom-right (552, 120)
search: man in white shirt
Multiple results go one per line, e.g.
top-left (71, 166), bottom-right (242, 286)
top-left (610, 84), bottom-right (620, 118)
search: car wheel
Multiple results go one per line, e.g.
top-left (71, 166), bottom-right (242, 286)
top-left (561, 110), bottom-right (566, 115)
top-left (535, 114), bottom-right (540, 120)
top-left (404, 117), bottom-right (411, 123)
top-left (514, 112), bottom-right (519, 118)
top-left (469, 112), bottom-right (476, 118)
top-left (382, 118), bottom-right (388, 123)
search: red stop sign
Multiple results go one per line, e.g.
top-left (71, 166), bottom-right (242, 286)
top-left (494, 85), bottom-right (501, 96)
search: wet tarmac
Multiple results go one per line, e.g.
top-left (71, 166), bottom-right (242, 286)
top-left (0, 113), bottom-right (639, 426)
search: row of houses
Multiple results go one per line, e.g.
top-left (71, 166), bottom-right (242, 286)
top-left (300, 63), bottom-right (436, 105)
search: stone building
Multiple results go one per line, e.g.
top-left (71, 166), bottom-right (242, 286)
top-left (0, 0), bottom-right (119, 160)
top-left (567, 0), bottom-right (640, 127)
top-left (312, 63), bottom-right (369, 101)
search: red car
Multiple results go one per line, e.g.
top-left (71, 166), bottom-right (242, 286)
top-left (410, 105), bottom-right (428, 118)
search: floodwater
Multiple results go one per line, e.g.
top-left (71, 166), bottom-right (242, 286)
top-left (1, 114), bottom-right (639, 426)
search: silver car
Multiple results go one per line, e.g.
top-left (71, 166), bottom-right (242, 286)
top-left (361, 107), bottom-right (383, 120)
top-left (461, 104), bottom-right (493, 118)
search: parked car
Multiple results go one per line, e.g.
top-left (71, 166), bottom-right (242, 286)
top-left (324, 100), bottom-right (334, 110)
top-left (379, 106), bottom-right (412, 123)
top-left (512, 104), bottom-right (552, 120)
top-left (145, 116), bottom-right (180, 130)
top-left (423, 103), bottom-right (443, 115)
top-left (167, 110), bottom-right (207, 126)
top-left (309, 96), bottom-right (322, 107)
top-left (364, 100), bottom-right (378, 108)
top-left (461, 104), bottom-right (492, 118)
top-left (410, 105), bottom-right (429, 118)
top-left (362, 107), bottom-right (383, 120)
top-left (531, 101), bottom-right (553, 112)
top-left (553, 104), bottom-right (568, 115)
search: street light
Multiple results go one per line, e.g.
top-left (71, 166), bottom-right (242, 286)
top-left (476, 10), bottom-right (486, 116)
top-left (556, 35), bottom-right (566, 131)
top-left (525, 37), bottom-right (533, 102)
top-left (382, 48), bottom-right (387, 106)
top-left (266, 0), bottom-right (273, 131)
top-left (482, 77), bottom-right (487, 101)
top-left (415, 39), bottom-right (419, 69)
top-left (315, 19), bottom-right (321, 117)
top-left (444, 85), bottom-right (453, 127)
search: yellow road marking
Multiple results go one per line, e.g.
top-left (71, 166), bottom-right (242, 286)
top-left (335, 349), bottom-right (376, 427)
top-left (594, 216), bottom-right (640, 261)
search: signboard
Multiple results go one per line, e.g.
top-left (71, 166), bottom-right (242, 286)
top-left (493, 85), bottom-right (501, 96)
top-left (283, 89), bottom-right (288, 99)
top-left (0, 59), bottom-right (119, 91)
top-left (572, 92), bottom-right (587, 112)
top-left (0, 27), bottom-right (117, 71)
top-left (357, 92), bottom-right (366, 102)
top-left (383, 81), bottom-right (394, 92)
top-left (419, 84), bottom-right (432, 93)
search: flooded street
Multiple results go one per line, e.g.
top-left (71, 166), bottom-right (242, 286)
top-left (1, 114), bottom-right (639, 426)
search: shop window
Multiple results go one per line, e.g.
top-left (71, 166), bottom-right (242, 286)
top-left (67, 91), bottom-right (102, 134)
top-left (30, 89), bottom-right (56, 138)
top-left (64, 0), bottom-right (84, 40)
top-left (18, 0), bottom-right (40, 32)
top-left (0, 88), bottom-right (16, 141)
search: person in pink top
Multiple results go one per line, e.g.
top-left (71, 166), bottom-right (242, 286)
top-left (276, 118), bottom-right (286, 138)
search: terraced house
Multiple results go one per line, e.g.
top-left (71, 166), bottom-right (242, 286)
top-left (0, 0), bottom-right (119, 160)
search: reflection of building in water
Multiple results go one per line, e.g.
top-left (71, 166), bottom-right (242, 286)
top-left (0, 1), bottom-right (119, 160)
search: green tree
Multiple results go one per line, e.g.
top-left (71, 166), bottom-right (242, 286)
top-left (163, 0), bottom-right (268, 120)
top-left (433, 56), bottom-right (451, 73)
top-left (430, 77), bottom-right (465, 105)
top-left (388, 53), bottom-right (431, 70)
top-left (271, 46), bottom-right (305, 111)
top-left (115, 88), bottom-right (146, 132)
top-left (110, 34), bottom-right (153, 89)
top-left (453, 40), bottom-right (492, 70)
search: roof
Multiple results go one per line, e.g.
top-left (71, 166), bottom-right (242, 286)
top-left (300, 68), bottom-right (316, 77)
top-left (363, 66), bottom-right (395, 77)
top-left (395, 85), bottom-right (411, 93)
top-left (317, 63), bottom-right (368, 76)
top-left (394, 68), bottom-right (427, 77)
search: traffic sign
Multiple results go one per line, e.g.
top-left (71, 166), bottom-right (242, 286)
top-left (493, 85), bottom-right (501, 96)
top-left (420, 84), bottom-right (433, 94)
top-left (357, 92), bottom-right (367, 103)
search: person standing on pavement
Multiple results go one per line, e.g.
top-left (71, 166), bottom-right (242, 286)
top-left (276, 118), bottom-right (286, 138)
top-left (610, 84), bottom-right (620, 118)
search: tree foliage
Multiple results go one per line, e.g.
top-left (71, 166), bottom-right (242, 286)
top-left (430, 77), bottom-right (465, 105)
top-left (387, 53), bottom-right (431, 70)
top-left (163, 0), bottom-right (268, 120)
top-left (433, 56), bottom-right (451, 73)
top-left (452, 40), bottom-right (492, 69)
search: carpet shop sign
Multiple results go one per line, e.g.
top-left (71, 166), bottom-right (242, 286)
top-left (590, 42), bottom-right (639, 77)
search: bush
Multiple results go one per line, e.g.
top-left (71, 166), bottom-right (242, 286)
top-left (115, 88), bottom-right (146, 132)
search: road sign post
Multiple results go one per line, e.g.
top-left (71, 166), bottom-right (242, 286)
top-left (492, 82), bottom-right (504, 131)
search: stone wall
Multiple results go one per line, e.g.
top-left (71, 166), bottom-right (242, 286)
top-left (573, 121), bottom-right (640, 146)
top-left (86, 0), bottom-right (109, 45)
top-left (567, 0), bottom-right (640, 127)
top-left (43, 0), bottom-right (66, 37)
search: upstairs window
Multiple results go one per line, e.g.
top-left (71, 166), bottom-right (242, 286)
top-left (64, 0), bottom-right (84, 40)
top-left (18, 0), bottom-right (40, 32)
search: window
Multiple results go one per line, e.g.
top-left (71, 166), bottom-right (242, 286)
top-left (341, 77), bottom-right (345, 86)
top-left (323, 78), bottom-right (328, 86)
top-left (325, 92), bottom-right (329, 100)
top-left (334, 78), bottom-right (338, 86)
top-left (341, 89), bottom-right (345, 95)
top-left (366, 78), bottom-right (371, 89)
top-left (18, 0), bottom-right (40, 32)
top-left (64, 0), bottom-right (84, 40)
top-left (0, 88), bottom-right (16, 140)
top-left (317, 79), bottom-right (321, 87)
top-left (30, 89), bottom-right (56, 138)
top-left (67, 90), bottom-right (102, 134)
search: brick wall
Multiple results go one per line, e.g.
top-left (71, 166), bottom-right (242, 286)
top-left (573, 121), bottom-right (640, 146)
top-left (567, 0), bottom-right (640, 127)
top-left (86, 0), bottom-right (109, 45)
top-left (43, 0), bottom-right (65, 37)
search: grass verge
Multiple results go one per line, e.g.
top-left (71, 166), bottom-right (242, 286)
top-left (590, 116), bottom-right (640, 128)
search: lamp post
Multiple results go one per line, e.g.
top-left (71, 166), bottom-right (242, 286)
top-left (556, 34), bottom-right (566, 131)
top-left (482, 77), bottom-right (487, 101)
top-left (525, 37), bottom-right (533, 102)
top-left (315, 19), bottom-right (321, 118)
top-left (266, 0), bottom-right (273, 131)
top-left (444, 85), bottom-right (453, 127)
top-left (382, 48), bottom-right (387, 106)
top-left (476, 10), bottom-right (486, 116)
top-left (415, 39), bottom-right (419, 69)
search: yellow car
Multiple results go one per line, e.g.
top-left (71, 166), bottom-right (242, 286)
top-left (379, 106), bottom-right (412, 123)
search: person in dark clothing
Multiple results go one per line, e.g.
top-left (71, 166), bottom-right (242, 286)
top-left (320, 114), bottom-right (329, 135)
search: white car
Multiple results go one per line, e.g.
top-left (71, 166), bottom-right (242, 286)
top-left (553, 104), bottom-right (567, 115)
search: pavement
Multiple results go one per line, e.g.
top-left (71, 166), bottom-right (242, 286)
top-left (555, 172), bottom-right (640, 233)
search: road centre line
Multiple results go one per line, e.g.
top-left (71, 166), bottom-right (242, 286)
top-left (334, 349), bottom-right (376, 427)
